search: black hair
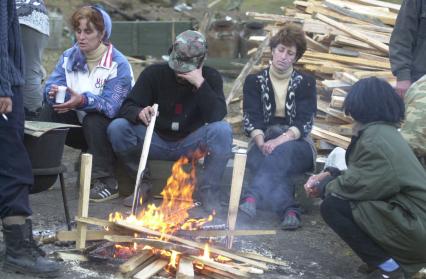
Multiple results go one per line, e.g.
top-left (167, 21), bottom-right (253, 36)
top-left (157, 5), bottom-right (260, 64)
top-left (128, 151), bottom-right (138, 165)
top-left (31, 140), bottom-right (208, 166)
top-left (344, 77), bottom-right (405, 124)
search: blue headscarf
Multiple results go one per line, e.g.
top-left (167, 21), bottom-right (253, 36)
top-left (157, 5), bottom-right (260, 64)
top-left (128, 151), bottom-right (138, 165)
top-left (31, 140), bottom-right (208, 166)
top-left (91, 5), bottom-right (112, 42)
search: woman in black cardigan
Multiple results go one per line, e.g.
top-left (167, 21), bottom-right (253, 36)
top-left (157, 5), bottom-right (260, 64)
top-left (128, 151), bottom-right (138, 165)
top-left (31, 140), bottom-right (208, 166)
top-left (239, 23), bottom-right (317, 230)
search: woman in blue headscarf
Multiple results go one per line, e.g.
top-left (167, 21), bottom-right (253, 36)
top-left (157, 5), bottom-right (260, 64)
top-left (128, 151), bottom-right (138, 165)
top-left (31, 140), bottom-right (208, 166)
top-left (40, 6), bottom-right (134, 202)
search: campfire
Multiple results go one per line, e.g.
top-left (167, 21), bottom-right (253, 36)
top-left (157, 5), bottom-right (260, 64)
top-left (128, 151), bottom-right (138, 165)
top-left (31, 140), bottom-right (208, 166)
top-left (53, 143), bottom-right (282, 278)
top-left (95, 153), bottom-right (266, 278)
top-left (108, 150), bottom-right (214, 238)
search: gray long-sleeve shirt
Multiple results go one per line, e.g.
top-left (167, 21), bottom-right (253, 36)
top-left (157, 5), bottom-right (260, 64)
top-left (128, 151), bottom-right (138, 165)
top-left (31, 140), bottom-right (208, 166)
top-left (389, 0), bottom-right (426, 82)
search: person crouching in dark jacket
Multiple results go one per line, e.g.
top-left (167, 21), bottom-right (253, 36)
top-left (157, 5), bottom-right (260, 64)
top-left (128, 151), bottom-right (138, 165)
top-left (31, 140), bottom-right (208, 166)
top-left (305, 77), bottom-right (426, 279)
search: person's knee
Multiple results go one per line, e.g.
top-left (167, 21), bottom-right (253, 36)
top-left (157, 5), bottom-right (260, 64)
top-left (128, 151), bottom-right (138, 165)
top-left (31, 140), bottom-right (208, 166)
top-left (107, 118), bottom-right (132, 150)
top-left (207, 121), bottom-right (233, 147)
top-left (320, 196), bottom-right (338, 222)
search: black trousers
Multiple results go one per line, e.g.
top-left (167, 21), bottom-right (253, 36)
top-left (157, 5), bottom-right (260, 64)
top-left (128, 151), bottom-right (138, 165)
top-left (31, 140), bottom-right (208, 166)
top-left (320, 195), bottom-right (389, 267)
top-left (0, 86), bottom-right (32, 218)
top-left (38, 106), bottom-right (115, 180)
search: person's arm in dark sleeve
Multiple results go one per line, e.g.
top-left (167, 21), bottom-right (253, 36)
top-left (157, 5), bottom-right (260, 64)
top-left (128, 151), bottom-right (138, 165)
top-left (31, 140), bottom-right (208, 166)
top-left (0, 2), bottom-right (12, 98)
top-left (292, 75), bottom-right (317, 138)
top-left (389, 0), bottom-right (421, 81)
top-left (193, 67), bottom-right (227, 123)
top-left (118, 67), bottom-right (154, 124)
top-left (243, 74), bottom-right (265, 137)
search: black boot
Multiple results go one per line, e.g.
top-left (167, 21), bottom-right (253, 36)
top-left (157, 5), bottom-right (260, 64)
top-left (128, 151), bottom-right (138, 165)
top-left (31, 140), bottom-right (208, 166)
top-left (3, 219), bottom-right (61, 278)
top-left (116, 147), bottom-right (152, 207)
top-left (198, 186), bottom-right (221, 213)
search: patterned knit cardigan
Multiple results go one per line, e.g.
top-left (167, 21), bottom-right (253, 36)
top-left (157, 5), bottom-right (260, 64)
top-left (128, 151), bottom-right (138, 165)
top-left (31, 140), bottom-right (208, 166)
top-left (243, 67), bottom-right (317, 138)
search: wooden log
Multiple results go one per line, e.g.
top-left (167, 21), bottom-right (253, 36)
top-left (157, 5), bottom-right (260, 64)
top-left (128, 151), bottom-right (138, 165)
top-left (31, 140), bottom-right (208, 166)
top-left (314, 13), bottom-right (389, 54)
top-left (329, 47), bottom-right (359, 57)
top-left (133, 259), bottom-right (168, 279)
top-left (357, 51), bottom-right (389, 63)
top-left (76, 153), bottom-right (92, 250)
top-left (317, 99), bottom-right (353, 124)
top-left (131, 104), bottom-right (159, 215)
top-left (351, 70), bottom-right (394, 79)
top-left (321, 79), bottom-right (352, 90)
top-left (245, 11), bottom-right (303, 23)
top-left (189, 255), bottom-right (248, 277)
top-left (332, 88), bottom-right (348, 97)
top-left (312, 126), bottom-right (351, 149)
top-left (226, 35), bottom-right (270, 106)
top-left (330, 95), bottom-right (345, 109)
top-left (115, 220), bottom-right (268, 270)
top-left (225, 115), bottom-right (243, 125)
top-left (304, 50), bottom-right (390, 69)
top-left (119, 249), bottom-right (154, 274)
top-left (350, 0), bottom-right (400, 12)
top-left (306, 36), bottom-right (329, 53)
top-left (176, 257), bottom-right (194, 279)
top-left (344, 23), bottom-right (393, 33)
top-left (306, 2), bottom-right (374, 25)
top-left (56, 229), bottom-right (114, 242)
top-left (333, 72), bottom-right (359, 85)
top-left (176, 229), bottom-right (276, 238)
top-left (75, 216), bottom-right (114, 227)
top-left (104, 235), bottom-right (199, 255)
top-left (226, 152), bottom-right (247, 249)
top-left (323, 0), bottom-right (388, 26)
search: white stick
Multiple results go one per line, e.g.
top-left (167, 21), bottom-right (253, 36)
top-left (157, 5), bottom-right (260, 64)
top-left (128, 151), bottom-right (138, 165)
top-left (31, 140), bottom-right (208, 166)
top-left (131, 104), bottom-right (159, 215)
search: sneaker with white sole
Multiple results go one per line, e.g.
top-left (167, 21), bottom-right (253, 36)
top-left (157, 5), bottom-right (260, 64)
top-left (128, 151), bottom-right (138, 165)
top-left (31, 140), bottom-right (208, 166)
top-left (89, 178), bottom-right (119, 202)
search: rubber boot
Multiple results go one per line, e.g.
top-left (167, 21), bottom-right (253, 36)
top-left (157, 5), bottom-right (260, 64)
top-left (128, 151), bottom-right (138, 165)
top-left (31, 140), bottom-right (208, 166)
top-left (3, 219), bottom-right (61, 278)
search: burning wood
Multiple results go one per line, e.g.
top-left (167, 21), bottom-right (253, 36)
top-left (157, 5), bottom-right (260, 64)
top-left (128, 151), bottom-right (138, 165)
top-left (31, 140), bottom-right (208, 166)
top-left (69, 149), bottom-right (276, 278)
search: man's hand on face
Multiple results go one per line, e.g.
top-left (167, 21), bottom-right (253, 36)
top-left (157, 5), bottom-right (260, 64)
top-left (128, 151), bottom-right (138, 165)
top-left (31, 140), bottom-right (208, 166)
top-left (0, 97), bottom-right (12, 114)
top-left (138, 106), bottom-right (156, 126)
top-left (176, 68), bottom-right (205, 89)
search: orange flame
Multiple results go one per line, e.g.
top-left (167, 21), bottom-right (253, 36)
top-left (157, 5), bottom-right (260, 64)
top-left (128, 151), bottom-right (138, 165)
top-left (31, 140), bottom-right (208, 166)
top-left (202, 243), bottom-right (210, 260)
top-left (110, 150), bottom-right (213, 238)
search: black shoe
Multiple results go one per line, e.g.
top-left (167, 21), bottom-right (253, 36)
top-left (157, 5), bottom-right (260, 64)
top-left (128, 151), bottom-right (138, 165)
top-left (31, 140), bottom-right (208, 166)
top-left (281, 210), bottom-right (301, 230)
top-left (3, 219), bottom-right (61, 278)
top-left (365, 267), bottom-right (405, 279)
top-left (239, 199), bottom-right (256, 218)
top-left (123, 179), bottom-right (152, 207)
top-left (89, 178), bottom-right (119, 202)
top-left (198, 188), bottom-right (220, 213)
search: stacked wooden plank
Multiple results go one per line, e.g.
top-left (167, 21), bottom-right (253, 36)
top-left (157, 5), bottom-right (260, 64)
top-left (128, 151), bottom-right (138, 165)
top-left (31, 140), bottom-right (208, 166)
top-left (243, 0), bottom-right (399, 150)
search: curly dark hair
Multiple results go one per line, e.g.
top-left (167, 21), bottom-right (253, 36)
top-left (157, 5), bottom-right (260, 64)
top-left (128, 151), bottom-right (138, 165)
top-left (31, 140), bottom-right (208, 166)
top-left (269, 23), bottom-right (307, 61)
top-left (344, 77), bottom-right (405, 124)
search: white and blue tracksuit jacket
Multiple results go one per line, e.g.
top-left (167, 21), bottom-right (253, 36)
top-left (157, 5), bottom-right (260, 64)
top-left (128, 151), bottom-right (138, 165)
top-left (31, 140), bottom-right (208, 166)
top-left (44, 43), bottom-right (134, 119)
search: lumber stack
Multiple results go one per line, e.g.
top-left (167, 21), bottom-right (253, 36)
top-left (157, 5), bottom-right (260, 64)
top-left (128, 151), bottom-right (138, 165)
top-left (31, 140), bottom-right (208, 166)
top-left (241, 0), bottom-right (399, 150)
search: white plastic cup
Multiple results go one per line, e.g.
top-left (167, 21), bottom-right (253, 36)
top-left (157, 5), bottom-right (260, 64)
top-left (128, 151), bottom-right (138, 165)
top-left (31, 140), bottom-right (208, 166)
top-left (56, 86), bottom-right (67, 103)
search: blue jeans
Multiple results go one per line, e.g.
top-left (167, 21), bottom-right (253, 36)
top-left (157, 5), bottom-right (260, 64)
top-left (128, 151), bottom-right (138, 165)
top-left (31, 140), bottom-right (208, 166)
top-left (107, 119), bottom-right (233, 190)
top-left (244, 126), bottom-right (313, 217)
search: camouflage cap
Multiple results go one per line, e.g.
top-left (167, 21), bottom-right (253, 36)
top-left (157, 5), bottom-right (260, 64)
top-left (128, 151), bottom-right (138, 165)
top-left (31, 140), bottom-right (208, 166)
top-left (168, 30), bottom-right (207, 73)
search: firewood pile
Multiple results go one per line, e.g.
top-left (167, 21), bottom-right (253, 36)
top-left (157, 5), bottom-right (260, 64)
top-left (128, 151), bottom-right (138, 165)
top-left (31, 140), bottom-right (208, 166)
top-left (52, 216), bottom-right (282, 279)
top-left (229, 0), bottom-right (400, 151)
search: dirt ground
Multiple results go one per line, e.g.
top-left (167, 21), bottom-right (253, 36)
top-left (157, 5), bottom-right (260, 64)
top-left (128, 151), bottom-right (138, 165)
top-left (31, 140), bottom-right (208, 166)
top-left (0, 147), bottom-right (365, 279)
